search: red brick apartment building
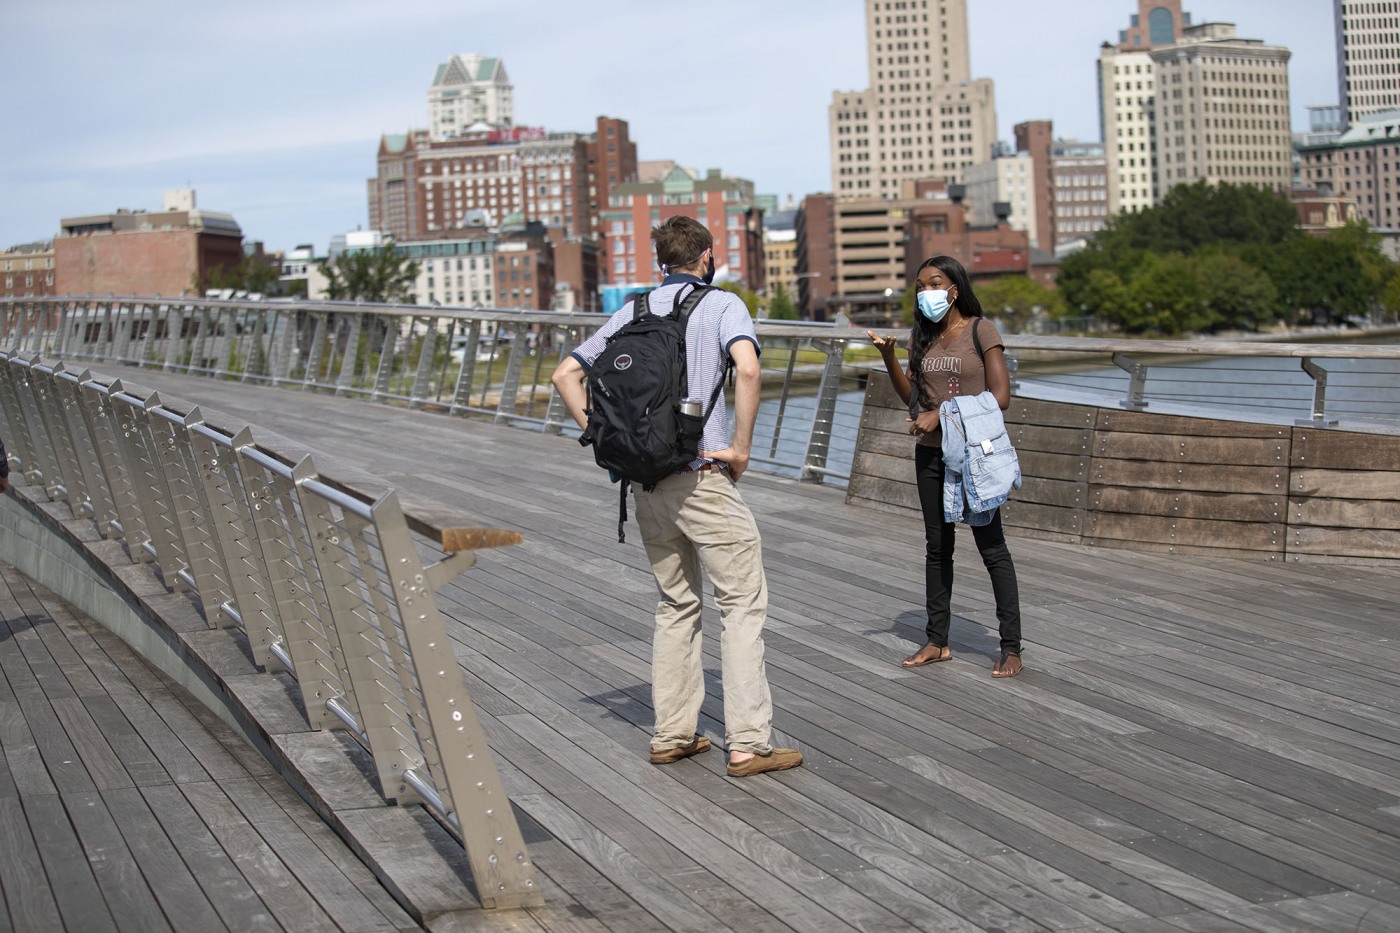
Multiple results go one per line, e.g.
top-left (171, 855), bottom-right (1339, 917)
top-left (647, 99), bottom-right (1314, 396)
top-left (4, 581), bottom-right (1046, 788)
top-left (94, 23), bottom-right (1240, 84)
top-left (367, 116), bottom-right (634, 290)
top-left (368, 117), bottom-right (633, 241)
top-left (598, 167), bottom-right (765, 290)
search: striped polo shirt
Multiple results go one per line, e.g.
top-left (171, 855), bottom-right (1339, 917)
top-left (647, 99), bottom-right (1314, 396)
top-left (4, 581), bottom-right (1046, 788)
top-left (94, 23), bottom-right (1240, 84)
top-left (570, 275), bottom-right (759, 461)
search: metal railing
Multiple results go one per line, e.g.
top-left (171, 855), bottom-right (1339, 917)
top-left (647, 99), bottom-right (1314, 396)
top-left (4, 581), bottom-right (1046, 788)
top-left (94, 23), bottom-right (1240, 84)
top-left (0, 296), bottom-right (872, 482)
top-left (0, 349), bottom-right (542, 910)
top-left (4, 297), bottom-right (1398, 487)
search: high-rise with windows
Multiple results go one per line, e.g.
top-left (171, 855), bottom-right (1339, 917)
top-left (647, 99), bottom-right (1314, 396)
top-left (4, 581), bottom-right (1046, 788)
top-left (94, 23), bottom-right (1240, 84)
top-left (1099, 2), bottom-right (1192, 215)
top-left (1149, 23), bottom-right (1292, 200)
top-left (1051, 139), bottom-right (1109, 248)
top-left (829, 0), bottom-right (997, 199)
top-left (1335, 0), bottom-right (1400, 128)
top-left (428, 54), bottom-right (514, 139)
top-left (1099, 4), bottom-right (1291, 212)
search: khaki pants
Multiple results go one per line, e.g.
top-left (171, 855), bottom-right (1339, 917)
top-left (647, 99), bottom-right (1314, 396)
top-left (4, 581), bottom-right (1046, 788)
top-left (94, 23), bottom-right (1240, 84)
top-left (633, 469), bottom-right (774, 755)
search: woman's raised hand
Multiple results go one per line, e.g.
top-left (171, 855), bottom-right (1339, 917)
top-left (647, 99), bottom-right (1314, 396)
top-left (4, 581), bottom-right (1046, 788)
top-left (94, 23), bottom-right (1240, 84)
top-left (866, 330), bottom-right (898, 356)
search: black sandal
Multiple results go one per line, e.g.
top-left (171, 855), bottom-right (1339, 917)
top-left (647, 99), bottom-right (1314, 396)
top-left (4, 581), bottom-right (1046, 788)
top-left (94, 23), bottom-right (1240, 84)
top-left (992, 650), bottom-right (1023, 678)
top-left (902, 644), bottom-right (951, 668)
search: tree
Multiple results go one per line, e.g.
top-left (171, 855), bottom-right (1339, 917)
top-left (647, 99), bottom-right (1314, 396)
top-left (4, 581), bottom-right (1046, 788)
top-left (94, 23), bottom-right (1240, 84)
top-left (1379, 267), bottom-right (1400, 320)
top-left (194, 251), bottom-right (282, 296)
top-left (1125, 253), bottom-right (1201, 335)
top-left (1073, 268), bottom-right (1131, 328)
top-left (312, 244), bottom-right (421, 363)
top-left (1056, 181), bottom-right (1397, 334)
top-left (1257, 235), bottom-right (1374, 324)
top-left (1192, 252), bottom-right (1280, 332)
top-left (766, 282), bottom-right (798, 320)
top-left (717, 281), bottom-right (759, 317)
top-left (1100, 180), bottom-right (1300, 256)
top-left (319, 244), bottom-right (420, 304)
top-left (974, 275), bottom-right (1064, 334)
top-left (1324, 221), bottom-right (1390, 299)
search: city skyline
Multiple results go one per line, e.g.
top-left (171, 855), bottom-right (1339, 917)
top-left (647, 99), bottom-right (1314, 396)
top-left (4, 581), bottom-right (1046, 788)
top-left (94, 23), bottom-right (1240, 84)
top-left (2, 0), bottom-right (1335, 253)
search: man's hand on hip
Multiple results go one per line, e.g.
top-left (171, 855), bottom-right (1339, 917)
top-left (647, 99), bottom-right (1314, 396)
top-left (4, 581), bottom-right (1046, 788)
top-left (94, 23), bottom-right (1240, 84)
top-left (700, 448), bottom-right (748, 483)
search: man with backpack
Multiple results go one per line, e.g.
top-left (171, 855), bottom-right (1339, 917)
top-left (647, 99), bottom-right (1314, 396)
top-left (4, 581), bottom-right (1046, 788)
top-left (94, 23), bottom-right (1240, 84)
top-left (551, 216), bottom-right (802, 778)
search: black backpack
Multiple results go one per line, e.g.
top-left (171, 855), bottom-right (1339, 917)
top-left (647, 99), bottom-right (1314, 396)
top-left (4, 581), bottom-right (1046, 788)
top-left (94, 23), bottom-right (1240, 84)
top-left (580, 284), bottom-right (729, 541)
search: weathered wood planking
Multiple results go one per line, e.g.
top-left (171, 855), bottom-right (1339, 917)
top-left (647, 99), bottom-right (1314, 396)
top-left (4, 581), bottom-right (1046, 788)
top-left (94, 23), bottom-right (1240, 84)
top-left (0, 566), bottom-right (418, 933)
top-left (23, 363), bottom-right (1400, 933)
top-left (1289, 429), bottom-right (1400, 560)
top-left (849, 366), bottom-right (1398, 563)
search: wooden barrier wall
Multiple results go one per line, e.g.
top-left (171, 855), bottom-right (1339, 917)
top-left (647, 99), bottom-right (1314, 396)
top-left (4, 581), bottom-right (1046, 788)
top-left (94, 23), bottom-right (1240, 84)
top-left (849, 371), bottom-right (1400, 565)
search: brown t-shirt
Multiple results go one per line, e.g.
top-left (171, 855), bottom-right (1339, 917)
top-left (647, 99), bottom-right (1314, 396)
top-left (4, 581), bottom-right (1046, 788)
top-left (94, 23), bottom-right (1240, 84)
top-left (906, 317), bottom-right (1004, 446)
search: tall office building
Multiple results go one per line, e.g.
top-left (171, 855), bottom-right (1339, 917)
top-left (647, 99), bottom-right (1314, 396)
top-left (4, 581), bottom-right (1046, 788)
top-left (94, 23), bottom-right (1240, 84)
top-left (1051, 139), bottom-right (1109, 248)
top-left (1335, 0), bottom-right (1400, 128)
top-left (428, 54), bottom-right (514, 139)
top-left (1149, 23), bottom-right (1292, 199)
top-left (1099, 2), bottom-right (1192, 215)
top-left (962, 152), bottom-right (1038, 247)
top-left (829, 0), bottom-right (996, 199)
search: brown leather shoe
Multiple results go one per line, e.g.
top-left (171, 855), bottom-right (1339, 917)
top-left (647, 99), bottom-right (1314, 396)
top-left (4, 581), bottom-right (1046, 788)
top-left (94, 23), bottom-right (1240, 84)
top-left (726, 747), bottom-right (804, 777)
top-left (649, 735), bottom-right (711, 764)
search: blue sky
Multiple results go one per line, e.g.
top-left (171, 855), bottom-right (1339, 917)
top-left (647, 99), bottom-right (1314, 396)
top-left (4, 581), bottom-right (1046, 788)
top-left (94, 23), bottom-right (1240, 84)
top-left (0, 1), bottom-right (1336, 253)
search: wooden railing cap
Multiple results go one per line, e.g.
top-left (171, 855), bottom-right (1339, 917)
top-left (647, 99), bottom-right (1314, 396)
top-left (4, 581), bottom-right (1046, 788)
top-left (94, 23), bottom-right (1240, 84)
top-left (441, 527), bottom-right (524, 552)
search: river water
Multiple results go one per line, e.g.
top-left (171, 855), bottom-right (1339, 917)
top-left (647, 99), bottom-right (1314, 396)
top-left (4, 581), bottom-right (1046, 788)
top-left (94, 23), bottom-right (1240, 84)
top-left (752, 332), bottom-right (1400, 485)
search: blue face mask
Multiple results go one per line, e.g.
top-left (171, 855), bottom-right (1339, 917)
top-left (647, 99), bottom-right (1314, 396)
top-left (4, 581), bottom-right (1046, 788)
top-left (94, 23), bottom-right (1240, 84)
top-left (917, 288), bottom-right (950, 322)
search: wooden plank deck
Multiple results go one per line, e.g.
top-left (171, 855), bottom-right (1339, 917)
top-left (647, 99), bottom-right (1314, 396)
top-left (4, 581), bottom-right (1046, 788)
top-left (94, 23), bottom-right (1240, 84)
top-left (11, 367), bottom-right (1400, 932)
top-left (0, 563), bottom-right (420, 932)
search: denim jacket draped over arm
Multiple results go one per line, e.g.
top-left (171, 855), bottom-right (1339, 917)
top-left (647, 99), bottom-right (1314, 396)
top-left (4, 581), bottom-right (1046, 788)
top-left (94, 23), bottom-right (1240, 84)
top-left (939, 391), bottom-right (1021, 525)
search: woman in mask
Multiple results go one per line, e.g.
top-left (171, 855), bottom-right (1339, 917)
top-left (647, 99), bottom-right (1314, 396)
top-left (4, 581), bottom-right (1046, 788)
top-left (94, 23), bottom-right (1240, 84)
top-left (867, 255), bottom-right (1024, 678)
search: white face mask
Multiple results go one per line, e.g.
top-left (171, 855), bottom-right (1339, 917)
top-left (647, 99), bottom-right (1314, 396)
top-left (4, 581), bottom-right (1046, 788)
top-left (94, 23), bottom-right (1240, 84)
top-left (917, 288), bottom-right (950, 322)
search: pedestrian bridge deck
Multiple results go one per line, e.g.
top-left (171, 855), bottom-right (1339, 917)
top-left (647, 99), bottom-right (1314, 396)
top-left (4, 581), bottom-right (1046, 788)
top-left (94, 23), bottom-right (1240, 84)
top-left (0, 563), bottom-right (418, 932)
top-left (5, 367), bottom-right (1400, 932)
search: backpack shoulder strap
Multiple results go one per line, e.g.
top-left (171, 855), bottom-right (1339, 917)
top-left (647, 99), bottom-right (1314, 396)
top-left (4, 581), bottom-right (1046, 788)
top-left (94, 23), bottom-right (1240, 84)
top-left (631, 290), bottom-right (652, 321)
top-left (671, 283), bottom-right (715, 327)
top-left (670, 284), bottom-right (731, 420)
top-left (971, 316), bottom-right (984, 361)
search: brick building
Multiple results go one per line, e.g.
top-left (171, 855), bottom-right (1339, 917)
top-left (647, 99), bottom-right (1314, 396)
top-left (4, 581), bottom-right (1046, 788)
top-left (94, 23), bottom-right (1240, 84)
top-left (1297, 110), bottom-right (1400, 230)
top-left (599, 167), bottom-right (764, 291)
top-left (547, 228), bottom-right (601, 312)
top-left (795, 194), bottom-right (837, 321)
top-left (54, 190), bottom-right (244, 297)
top-left (1014, 120), bottom-right (1056, 252)
top-left (1289, 184), bottom-right (1361, 234)
top-left (368, 126), bottom-right (591, 241)
top-left (367, 116), bottom-right (634, 284)
top-left (1, 242), bottom-right (56, 298)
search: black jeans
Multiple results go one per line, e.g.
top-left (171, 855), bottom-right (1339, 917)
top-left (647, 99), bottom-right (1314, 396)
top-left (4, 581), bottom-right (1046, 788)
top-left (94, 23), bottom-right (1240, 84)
top-left (914, 443), bottom-right (1022, 654)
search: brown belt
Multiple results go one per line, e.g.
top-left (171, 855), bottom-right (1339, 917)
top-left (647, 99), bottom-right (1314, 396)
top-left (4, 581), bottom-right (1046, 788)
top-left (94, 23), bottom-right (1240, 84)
top-left (675, 462), bottom-right (716, 474)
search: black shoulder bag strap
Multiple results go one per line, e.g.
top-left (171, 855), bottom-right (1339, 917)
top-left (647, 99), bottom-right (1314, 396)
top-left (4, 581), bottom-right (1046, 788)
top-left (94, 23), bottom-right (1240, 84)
top-left (614, 290), bottom-right (652, 542)
top-left (672, 284), bottom-right (731, 420)
top-left (632, 290), bottom-right (652, 320)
